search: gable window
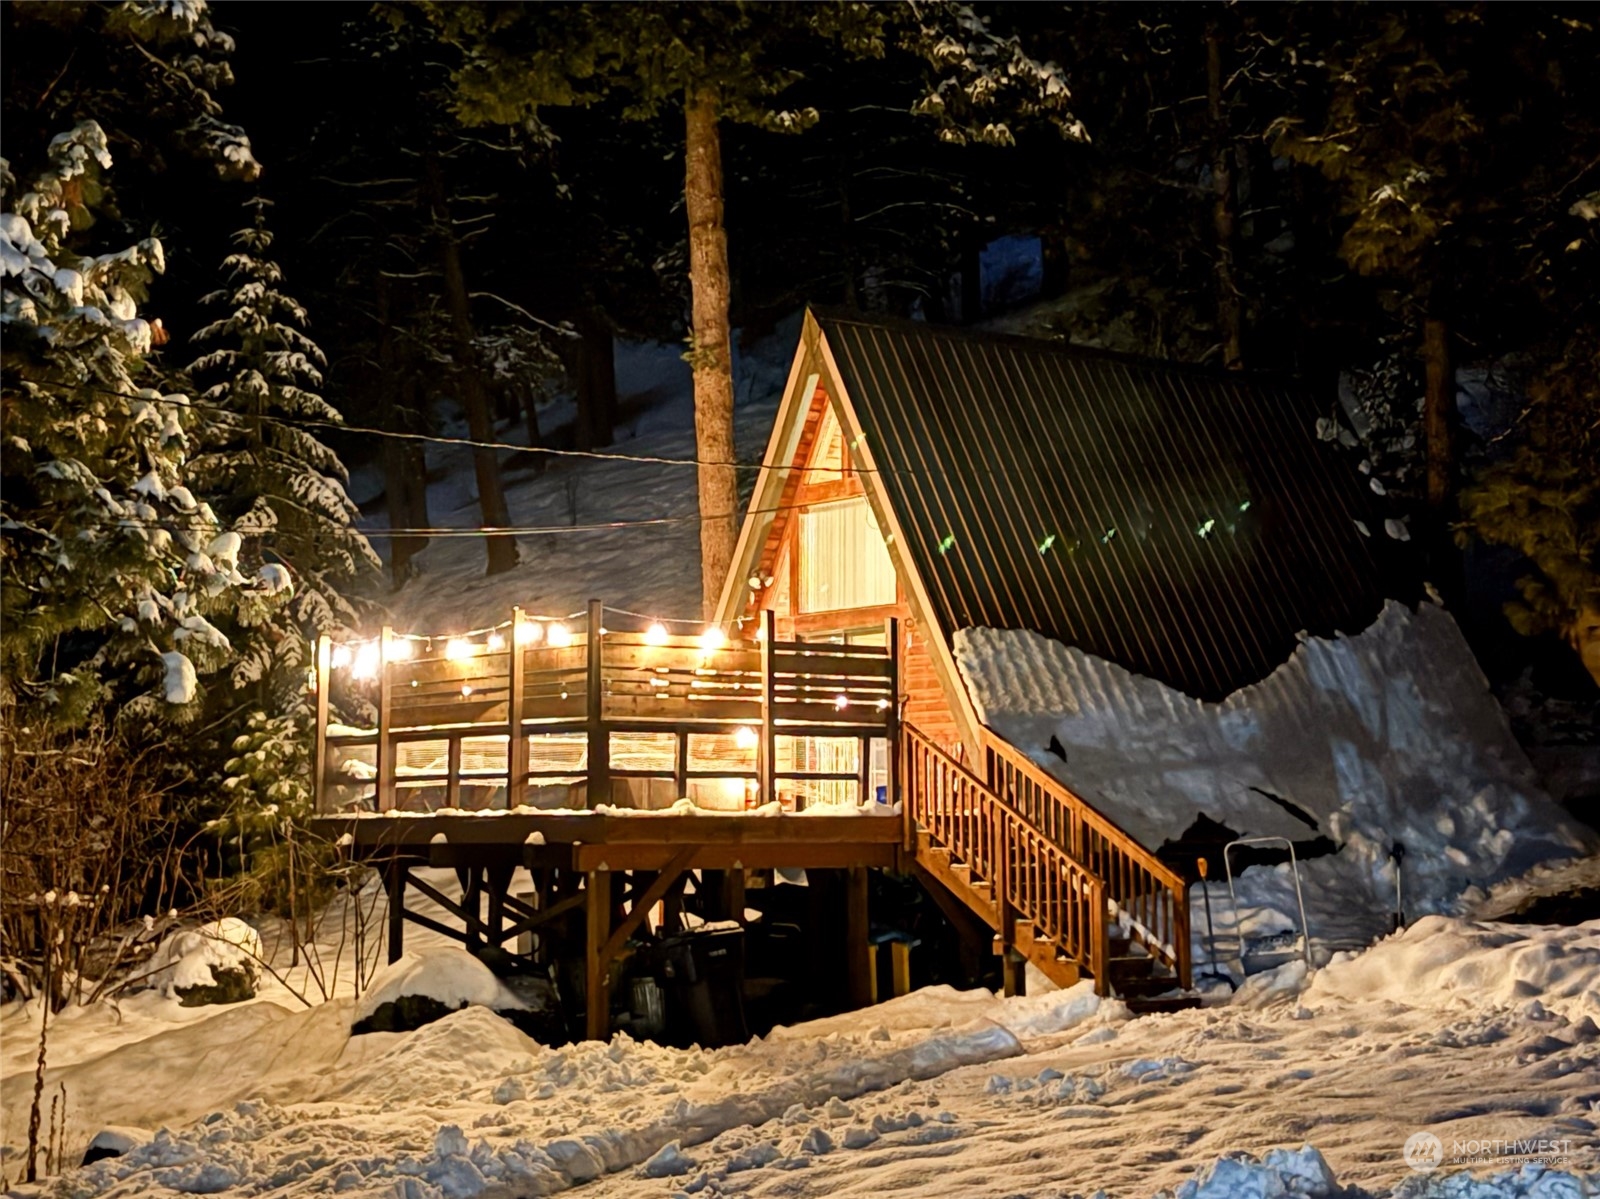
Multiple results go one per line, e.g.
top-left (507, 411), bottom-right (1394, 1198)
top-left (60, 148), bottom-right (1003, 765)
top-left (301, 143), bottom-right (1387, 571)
top-left (798, 497), bottom-right (895, 612)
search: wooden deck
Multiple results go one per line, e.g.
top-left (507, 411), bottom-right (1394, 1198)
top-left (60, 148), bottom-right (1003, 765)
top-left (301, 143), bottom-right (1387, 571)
top-left (310, 601), bottom-right (1195, 1039)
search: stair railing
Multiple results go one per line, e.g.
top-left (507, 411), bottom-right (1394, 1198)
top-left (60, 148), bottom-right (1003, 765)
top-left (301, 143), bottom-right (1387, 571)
top-left (984, 733), bottom-right (1191, 989)
top-left (903, 724), bottom-right (1107, 991)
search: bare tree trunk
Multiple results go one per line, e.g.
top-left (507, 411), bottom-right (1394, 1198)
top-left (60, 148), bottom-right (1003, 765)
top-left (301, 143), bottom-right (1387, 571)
top-left (570, 309), bottom-right (617, 452)
top-left (685, 85), bottom-right (739, 618)
top-left (376, 276), bottom-right (428, 587)
top-left (1207, 25), bottom-right (1244, 370)
top-left (423, 156), bottom-right (518, 576)
top-left (1423, 317), bottom-right (1455, 513)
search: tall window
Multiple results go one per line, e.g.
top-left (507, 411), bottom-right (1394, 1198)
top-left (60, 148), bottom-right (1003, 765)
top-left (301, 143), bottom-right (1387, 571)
top-left (798, 497), bottom-right (895, 612)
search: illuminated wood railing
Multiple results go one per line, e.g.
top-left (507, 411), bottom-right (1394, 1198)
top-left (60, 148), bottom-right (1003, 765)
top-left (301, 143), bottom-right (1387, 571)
top-left (984, 734), bottom-right (1190, 988)
top-left (313, 603), bottom-right (898, 815)
top-left (903, 723), bottom-right (1108, 991)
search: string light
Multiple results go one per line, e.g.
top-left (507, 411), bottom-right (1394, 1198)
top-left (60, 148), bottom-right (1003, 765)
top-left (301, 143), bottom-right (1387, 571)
top-left (698, 627), bottom-right (726, 652)
top-left (444, 638), bottom-right (477, 661)
top-left (734, 726), bottom-right (758, 750)
top-left (486, 631), bottom-right (505, 651)
top-left (516, 621), bottom-right (543, 646)
top-left (331, 644), bottom-right (353, 669)
top-left (547, 623), bottom-right (572, 648)
top-left (352, 642), bottom-right (380, 679)
top-left (389, 638), bottom-right (414, 662)
top-left (461, 684), bottom-right (473, 697)
top-left (645, 622), bottom-right (670, 646)
top-left (834, 694), bottom-right (849, 710)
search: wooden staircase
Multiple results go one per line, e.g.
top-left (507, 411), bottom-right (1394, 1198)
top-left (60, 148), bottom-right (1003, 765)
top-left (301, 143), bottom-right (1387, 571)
top-left (901, 724), bottom-right (1195, 1011)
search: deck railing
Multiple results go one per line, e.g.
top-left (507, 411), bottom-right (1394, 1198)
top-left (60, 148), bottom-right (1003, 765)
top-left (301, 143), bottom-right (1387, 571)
top-left (903, 724), bottom-right (1107, 990)
top-left (984, 734), bottom-right (1190, 987)
top-left (316, 603), bottom-right (897, 815)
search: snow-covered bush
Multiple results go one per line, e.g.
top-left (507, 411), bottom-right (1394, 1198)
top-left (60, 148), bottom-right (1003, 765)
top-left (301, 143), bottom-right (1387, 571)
top-left (147, 918), bottom-right (263, 1006)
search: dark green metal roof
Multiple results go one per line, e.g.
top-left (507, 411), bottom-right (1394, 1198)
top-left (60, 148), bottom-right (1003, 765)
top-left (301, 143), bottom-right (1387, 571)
top-left (817, 310), bottom-right (1400, 702)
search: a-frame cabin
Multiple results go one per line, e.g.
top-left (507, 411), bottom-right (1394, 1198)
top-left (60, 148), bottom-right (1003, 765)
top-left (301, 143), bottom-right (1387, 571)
top-left (717, 308), bottom-right (1397, 999)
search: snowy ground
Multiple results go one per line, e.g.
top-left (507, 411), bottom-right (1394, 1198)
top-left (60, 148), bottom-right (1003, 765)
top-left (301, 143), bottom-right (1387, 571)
top-left (4, 864), bottom-right (1599, 1199)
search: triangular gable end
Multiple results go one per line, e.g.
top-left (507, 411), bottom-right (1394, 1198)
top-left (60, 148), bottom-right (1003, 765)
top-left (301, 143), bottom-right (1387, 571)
top-left (717, 310), bottom-right (985, 759)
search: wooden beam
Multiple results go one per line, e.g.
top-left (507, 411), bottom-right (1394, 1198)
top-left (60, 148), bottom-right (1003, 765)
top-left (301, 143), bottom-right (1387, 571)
top-left (500, 892), bottom-right (585, 943)
top-left (760, 608), bottom-right (776, 805)
top-left (885, 616), bottom-right (900, 813)
top-left (509, 606), bottom-right (527, 808)
top-left (598, 847), bottom-right (695, 966)
top-left (485, 862), bottom-right (514, 948)
top-left (584, 869), bottom-right (611, 1042)
top-left (446, 736), bottom-right (462, 810)
top-left (377, 626), bottom-right (394, 812)
top-left (846, 865), bottom-right (872, 1007)
top-left (586, 599), bottom-right (609, 809)
top-left (573, 841), bottom-right (897, 873)
top-left (384, 856), bottom-right (407, 963)
top-left (313, 635), bottom-right (331, 815)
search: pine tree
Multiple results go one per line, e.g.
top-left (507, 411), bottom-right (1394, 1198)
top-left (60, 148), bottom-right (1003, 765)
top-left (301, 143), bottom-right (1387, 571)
top-left (187, 201), bottom-right (381, 850)
top-left (407, 1), bottom-right (1085, 615)
top-left (2, 123), bottom-right (247, 725)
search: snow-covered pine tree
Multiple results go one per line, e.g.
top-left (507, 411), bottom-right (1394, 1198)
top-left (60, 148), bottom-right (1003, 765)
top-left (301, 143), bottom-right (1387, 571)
top-left (1, 122), bottom-right (246, 725)
top-left (187, 200), bottom-right (380, 847)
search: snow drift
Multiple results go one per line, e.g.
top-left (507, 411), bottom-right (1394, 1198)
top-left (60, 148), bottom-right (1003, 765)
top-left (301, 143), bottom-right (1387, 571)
top-left (955, 600), bottom-right (1594, 952)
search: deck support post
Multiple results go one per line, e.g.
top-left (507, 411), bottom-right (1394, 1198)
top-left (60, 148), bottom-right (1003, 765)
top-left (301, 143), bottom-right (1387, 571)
top-left (486, 862), bottom-right (514, 950)
top-left (846, 865), bottom-right (872, 1007)
top-left (1002, 949), bottom-right (1027, 998)
top-left (585, 599), bottom-right (609, 809)
top-left (385, 856), bottom-right (407, 964)
top-left (313, 635), bottom-right (331, 815)
top-left (585, 869), bottom-right (610, 1041)
top-left (509, 607), bottom-right (527, 808)
top-left (884, 617), bottom-right (899, 811)
top-left (760, 609), bottom-right (776, 806)
top-left (376, 626), bottom-right (394, 812)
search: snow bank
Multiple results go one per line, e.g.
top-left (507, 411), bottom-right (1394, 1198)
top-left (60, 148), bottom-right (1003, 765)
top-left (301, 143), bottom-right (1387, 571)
top-left (956, 600), bottom-right (1594, 954)
top-left (1305, 915), bottom-right (1600, 1024)
top-left (352, 948), bottom-right (528, 1026)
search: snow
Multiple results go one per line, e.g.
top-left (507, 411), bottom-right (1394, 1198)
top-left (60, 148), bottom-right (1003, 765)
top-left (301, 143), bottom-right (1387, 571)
top-left (954, 600), bottom-right (1595, 962)
top-left (146, 918), bottom-right (262, 996)
top-left (1304, 914), bottom-right (1600, 1024)
top-left (5, 868), bottom-right (1600, 1199)
top-left (159, 650), bottom-right (197, 704)
top-left (352, 949), bottom-right (528, 1025)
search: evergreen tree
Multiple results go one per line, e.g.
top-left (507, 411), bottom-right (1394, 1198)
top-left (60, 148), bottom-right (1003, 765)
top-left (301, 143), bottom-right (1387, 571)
top-left (188, 200), bottom-right (380, 705)
top-left (1, 123), bottom-right (245, 724)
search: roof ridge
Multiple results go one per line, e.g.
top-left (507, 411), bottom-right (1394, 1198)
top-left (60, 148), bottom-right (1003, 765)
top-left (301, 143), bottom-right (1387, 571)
top-left (807, 305), bottom-right (1321, 392)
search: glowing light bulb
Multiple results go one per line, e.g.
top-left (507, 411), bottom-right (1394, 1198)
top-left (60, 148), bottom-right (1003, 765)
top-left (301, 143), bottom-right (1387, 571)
top-left (547, 622), bottom-right (571, 648)
top-left (461, 684), bottom-right (473, 697)
top-left (698, 626), bottom-right (726, 652)
top-left (734, 726), bottom-right (758, 750)
top-left (331, 644), bottom-right (353, 669)
top-left (351, 642), bottom-right (380, 680)
top-left (445, 638), bottom-right (476, 661)
top-left (388, 638), bottom-right (414, 662)
top-left (834, 694), bottom-right (849, 710)
top-left (486, 631), bottom-right (505, 651)
top-left (516, 621), bottom-right (542, 646)
top-left (644, 622), bottom-right (670, 646)
top-left (876, 698), bottom-right (890, 711)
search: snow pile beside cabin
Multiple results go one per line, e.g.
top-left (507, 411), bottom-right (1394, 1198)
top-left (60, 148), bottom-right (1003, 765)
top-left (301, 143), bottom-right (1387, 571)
top-left (954, 600), bottom-right (1594, 952)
